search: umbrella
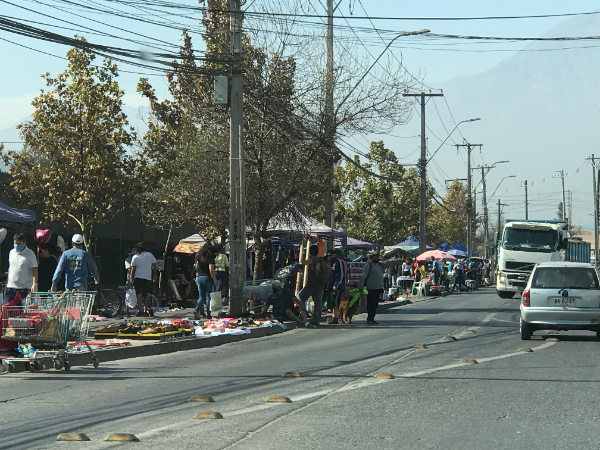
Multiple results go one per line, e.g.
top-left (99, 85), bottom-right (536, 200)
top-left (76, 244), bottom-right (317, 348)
top-left (448, 249), bottom-right (468, 257)
top-left (416, 250), bottom-right (457, 263)
top-left (451, 242), bottom-right (467, 252)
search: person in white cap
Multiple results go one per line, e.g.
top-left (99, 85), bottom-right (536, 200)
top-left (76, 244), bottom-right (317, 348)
top-left (51, 234), bottom-right (99, 292)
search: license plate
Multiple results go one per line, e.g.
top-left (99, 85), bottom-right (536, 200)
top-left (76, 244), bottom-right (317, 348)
top-left (552, 298), bottom-right (576, 306)
top-left (518, 286), bottom-right (524, 291)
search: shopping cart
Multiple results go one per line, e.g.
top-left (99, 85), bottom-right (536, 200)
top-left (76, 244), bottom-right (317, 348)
top-left (1, 291), bottom-right (99, 372)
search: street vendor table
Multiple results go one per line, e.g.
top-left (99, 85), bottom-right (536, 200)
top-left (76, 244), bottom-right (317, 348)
top-left (395, 276), bottom-right (414, 291)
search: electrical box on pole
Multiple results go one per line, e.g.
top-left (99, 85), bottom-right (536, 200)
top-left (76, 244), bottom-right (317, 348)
top-left (214, 76), bottom-right (228, 104)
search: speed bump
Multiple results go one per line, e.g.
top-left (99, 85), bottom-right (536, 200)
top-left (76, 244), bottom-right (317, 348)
top-left (104, 433), bottom-right (140, 442)
top-left (283, 372), bottom-right (303, 378)
top-left (518, 348), bottom-right (533, 352)
top-left (194, 412), bottom-right (223, 419)
top-left (461, 359), bottom-right (479, 364)
top-left (57, 433), bottom-right (90, 442)
top-left (189, 396), bottom-right (215, 403)
top-left (443, 336), bottom-right (457, 341)
top-left (463, 330), bottom-right (476, 333)
top-left (266, 397), bottom-right (292, 403)
top-left (413, 344), bottom-right (427, 349)
top-left (374, 374), bottom-right (395, 379)
top-left (547, 337), bottom-right (559, 342)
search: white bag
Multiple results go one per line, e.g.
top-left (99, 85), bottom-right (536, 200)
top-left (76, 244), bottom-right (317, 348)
top-left (125, 288), bottom-right (137, 308)
top-left (210, 291), bottom-right (223, 312)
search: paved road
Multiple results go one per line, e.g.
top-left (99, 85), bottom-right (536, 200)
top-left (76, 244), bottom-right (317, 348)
top-left (2, 288), bottom-right (600, 450)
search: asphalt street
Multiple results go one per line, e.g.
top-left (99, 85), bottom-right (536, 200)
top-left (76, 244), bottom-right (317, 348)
top-left (2, 288), bottom-right (600, 450)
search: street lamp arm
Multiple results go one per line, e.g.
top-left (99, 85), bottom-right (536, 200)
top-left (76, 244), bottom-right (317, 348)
top-left (488, 175), bottom-right (516, 202)
top-left (335, 29), bottom-right (429, 116)
top-left (427, 118), bottom-right (480, 163)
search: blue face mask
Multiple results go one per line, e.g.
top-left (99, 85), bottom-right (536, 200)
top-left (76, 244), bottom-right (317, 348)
top-left (14, 243), bottom-right (24, 252)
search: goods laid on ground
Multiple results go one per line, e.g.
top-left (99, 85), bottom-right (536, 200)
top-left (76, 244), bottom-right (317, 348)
top-left (95, 318), bottom-right (192, 340)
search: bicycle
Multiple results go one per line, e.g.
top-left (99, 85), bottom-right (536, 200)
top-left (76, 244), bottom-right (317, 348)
top-left (96, 286), bottom-right (159, 318)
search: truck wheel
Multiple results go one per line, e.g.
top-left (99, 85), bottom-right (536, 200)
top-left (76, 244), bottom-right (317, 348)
top-left (520, 318), bottom-right (533, 340)
top-left (497, 290), bottom-right (515, 299)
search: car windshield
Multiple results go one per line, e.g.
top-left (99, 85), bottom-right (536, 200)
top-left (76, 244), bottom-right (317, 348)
top-left (503, 227), bottom-right (558, 251)
top-left (532, 267), bottom-right (599, 290)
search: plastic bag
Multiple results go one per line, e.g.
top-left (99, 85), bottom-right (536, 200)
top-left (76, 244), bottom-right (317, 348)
top-left (210, 291), bottom-right (223, 312)
top-left (125, 288), bottom-right (137, 308)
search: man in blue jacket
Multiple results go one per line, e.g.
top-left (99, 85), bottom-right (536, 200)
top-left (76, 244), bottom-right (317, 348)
top-left (51, 234), bottom-right (100, 291)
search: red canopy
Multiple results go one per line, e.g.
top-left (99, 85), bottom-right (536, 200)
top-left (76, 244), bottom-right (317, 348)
top-left (416, 250), bottom-right (457, 263)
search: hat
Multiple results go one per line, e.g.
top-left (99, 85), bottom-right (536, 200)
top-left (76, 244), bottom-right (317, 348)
top-left (72, 234), bottom-right (84, 244)
top-left (272, 280), bottom-right (283, 287)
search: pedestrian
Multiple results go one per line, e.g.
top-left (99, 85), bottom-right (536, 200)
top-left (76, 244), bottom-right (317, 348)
top-left (130, 242), bottom-right (157, 317)
top-left (6, 233), bottom-right (38, 302)
top-left (37, 243), bottom-right (58, 292)
top-left (452, 260), bottom-right (466, 292)
top-left (326, 249), bottom-right (346, 324)
top-left (52, 234), bottom-right (99, 293)
top-left (357, 251), bottom-right (401, 325)
top-left (213, 244), bottom-right (229, 299)
top-left (298, 244), bottom-right (331, 328)
top-left (262, 280), bottom-right (307, 327)
top-left (194, 243), bottom-right (217, 320)
top-left (432, 258), bottom-right (442, 286)
top-left (402, 259), bottom-right (411, 276)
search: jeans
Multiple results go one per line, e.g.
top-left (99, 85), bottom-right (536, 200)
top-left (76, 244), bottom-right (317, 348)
top-left (5, 287), bottom-right (30, 303)
top-left (366, 289), bottom-right (383, 321)
top-left (196, 276), bottom-right (213, 317)
top-left (433, 270), bottom-right (441, 286)
top-left (297, 286), bottom-right (324, 325)
top-left (452, 273), bottom-right (466, 291)
top-left (215, 271), bottom-right (227, 293)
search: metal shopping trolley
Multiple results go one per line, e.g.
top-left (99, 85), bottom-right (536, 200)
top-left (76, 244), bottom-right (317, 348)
top-left (1, 291), bottom-right (99, 372)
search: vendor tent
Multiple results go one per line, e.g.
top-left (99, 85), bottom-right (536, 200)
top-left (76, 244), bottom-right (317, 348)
top-left (266, 213), bottom-right (345, 237)
top-left (394, 235), bottom-right (434, 251)
top-left (416, 250), bottom-right (456, 263)
top-left (0, 201), bottom-right (35, 223)
top-left (451, 242), bottom-right (467, 252)
top-left (173, 233), bottom-right (207, 254)
top-left (334, 235), bottom-right (376, 250)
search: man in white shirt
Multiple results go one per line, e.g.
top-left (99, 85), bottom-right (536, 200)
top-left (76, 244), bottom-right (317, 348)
top-left (130, 242), bottom-right (157, 317)
top-left (6, 233), bottom-right (38, 302)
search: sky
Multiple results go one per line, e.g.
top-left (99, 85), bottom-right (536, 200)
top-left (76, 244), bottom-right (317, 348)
top-left (1, 0), bottom-right (599, 234)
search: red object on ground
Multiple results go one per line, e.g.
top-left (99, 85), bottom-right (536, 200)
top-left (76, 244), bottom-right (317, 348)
top-left (0, 292), bottom-right (23, 351)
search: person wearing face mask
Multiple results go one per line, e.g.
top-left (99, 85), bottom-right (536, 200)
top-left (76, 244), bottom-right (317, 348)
top-left (262, 280), bottom-right (307, 327)
top-left (357, 250), bottom-right (402, 325)
top-left (6, 233), bottom-right (38, 302)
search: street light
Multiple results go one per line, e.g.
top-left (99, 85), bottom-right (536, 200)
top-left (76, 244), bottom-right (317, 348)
top-left (489, 175), bottom-right (516, 202)
top-left (427, 118), bottom-right (480, 163)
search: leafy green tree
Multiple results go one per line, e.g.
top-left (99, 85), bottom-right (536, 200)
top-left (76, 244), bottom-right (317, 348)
top-left (427, 179), bottom-right (467, 247)
top-left (2, 40), bottom-right (135, 250)
top-left (335, 141), bottom-right (421, 246)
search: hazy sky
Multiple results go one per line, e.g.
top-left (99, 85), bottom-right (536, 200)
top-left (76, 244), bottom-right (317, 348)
top-left (1, 0), bottom-right (598, 233)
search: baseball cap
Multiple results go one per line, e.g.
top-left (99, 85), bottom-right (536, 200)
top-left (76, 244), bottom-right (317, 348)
top-left (72, 234), bottom-right (84, 244)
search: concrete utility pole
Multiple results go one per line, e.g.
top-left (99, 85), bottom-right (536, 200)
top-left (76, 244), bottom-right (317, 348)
top-left (404, 91), bottom-right (444, 253)
top-left (588, 155), bottom-right (599, 265)
top-left (228, 0), bottom-right (245, 315)
top-left (523, 180), bottom-right (529, 220)
top-left (553, 170), bottom-right (566, 221)
top-left (323, 0), bottom-right (335, 231)
top-left (456, 143), bottom-right (482, 257)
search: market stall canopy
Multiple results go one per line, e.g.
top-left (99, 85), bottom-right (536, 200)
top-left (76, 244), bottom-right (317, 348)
top-left (383, 246), bottom-right (415, 259)
top-left (0, 201), bottom-right (35, 223)
top-left (394, 235), bottom-right (434, 250)
top-left (266, 212), bottom-right (345, 237)
top-left (438, 242), bottom-right (451, 251)
top-left (448, 249), bottom-right (468, 258)
top-left (174, 234), bottom-right (225, 254)
top-left (416, 250), bottom-right (457, 263)
top-left (335, 228), bottom-right (375, 250)
top-left (451, 242), bottom-right (467, 252)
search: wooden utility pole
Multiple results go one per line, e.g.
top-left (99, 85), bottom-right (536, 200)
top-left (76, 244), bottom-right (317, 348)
top-left (323, 0), bottom-right (336, 232)
top-left (404, 91), bottom-right (444, 253)
top-left (228, 0), bottom-right (245, 315)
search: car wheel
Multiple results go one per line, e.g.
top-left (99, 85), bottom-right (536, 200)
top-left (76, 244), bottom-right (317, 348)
top-left (520, 317), bottom-right (532, 340)
top-left (497, 290), bottom-right (515, 299)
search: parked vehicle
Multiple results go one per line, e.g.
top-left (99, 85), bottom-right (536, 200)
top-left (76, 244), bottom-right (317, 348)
top-left (496, 219), bottom-right (590, 299)
top-left (520, 262), bottom-right (600, 340)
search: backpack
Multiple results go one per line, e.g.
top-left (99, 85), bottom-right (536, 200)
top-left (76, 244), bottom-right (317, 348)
top-left (314, 258), bottom-right (331, 286)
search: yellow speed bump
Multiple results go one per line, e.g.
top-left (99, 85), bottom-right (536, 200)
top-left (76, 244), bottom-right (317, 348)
top-left (413, 344), bottom-right (427, 349)
top-left (374, 374), bottom-right (395, 379)
top-left (518, 348), bottom-right (533, 352)
top-left (189, 396), bottom-right (215, 403)
top-left (461, 359), bottom-right (479, 364)
top-left (194, 412), bottom-right (224, 419)
top-left (443, 336), bottom-right (457, 341)
top-left (547, 337), bottom-right (560, 342)
top-left (463, 330), bottom-right (476, 333)
top-left (283, 372), bottom-right (303, 378)
top-left (56, 433), bottom-right (90, 442)
top-left (266, 397), bottom-right (292, 403)
top-left (104, 433), bottom-right (140, 442)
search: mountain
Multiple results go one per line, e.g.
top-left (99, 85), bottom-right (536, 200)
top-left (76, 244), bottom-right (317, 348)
top-left (401, 14), bottom-right (600, 228)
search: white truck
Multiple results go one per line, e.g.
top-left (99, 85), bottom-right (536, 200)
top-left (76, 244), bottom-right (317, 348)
top-left (496, 219), bottom-right (590, 299)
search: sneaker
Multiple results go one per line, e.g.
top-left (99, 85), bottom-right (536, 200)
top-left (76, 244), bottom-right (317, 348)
top-left (366, 320), bottom-right (379, 325)
top-left (193, 311), bottom-right (200, 320)
top-left (327, 317), bottom-right (339, 325)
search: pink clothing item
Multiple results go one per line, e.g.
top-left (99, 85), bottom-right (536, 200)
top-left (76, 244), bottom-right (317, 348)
top-left (0, 292), bottom-right (23, 351)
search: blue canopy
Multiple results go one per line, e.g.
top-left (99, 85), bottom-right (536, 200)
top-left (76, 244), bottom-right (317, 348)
top-left (438, 241), bottom-right (451, 251)
top-left (394, 234), bottom-right (420, 247)
top-left (0, 201), bottom-right (35, 223)
top-left (451, 242), bottom-right (467, 252)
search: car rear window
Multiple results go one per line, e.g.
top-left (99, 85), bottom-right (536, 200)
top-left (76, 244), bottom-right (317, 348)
top-left (532, 267), bottom-right (599, 290)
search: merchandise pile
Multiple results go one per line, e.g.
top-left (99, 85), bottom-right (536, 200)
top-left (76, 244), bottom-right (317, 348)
top-left (192, 317), bottom-right (287, 337)
top-left (95, 318), bottom-right (192, 340)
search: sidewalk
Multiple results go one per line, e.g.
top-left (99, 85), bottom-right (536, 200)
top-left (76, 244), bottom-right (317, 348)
top-left (1, 298), bottom-right (414, 374)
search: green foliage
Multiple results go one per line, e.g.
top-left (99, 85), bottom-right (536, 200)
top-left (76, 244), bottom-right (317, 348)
top-left (335, 141), bottom-right (421, 245)
top-left (427, 179), bottom-right (467, 247)
top-left (1, 40), bottom-right (136, 250)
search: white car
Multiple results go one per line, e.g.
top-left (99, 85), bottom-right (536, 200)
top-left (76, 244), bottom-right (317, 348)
top-left (520, 262), bottom-right (600, 340)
